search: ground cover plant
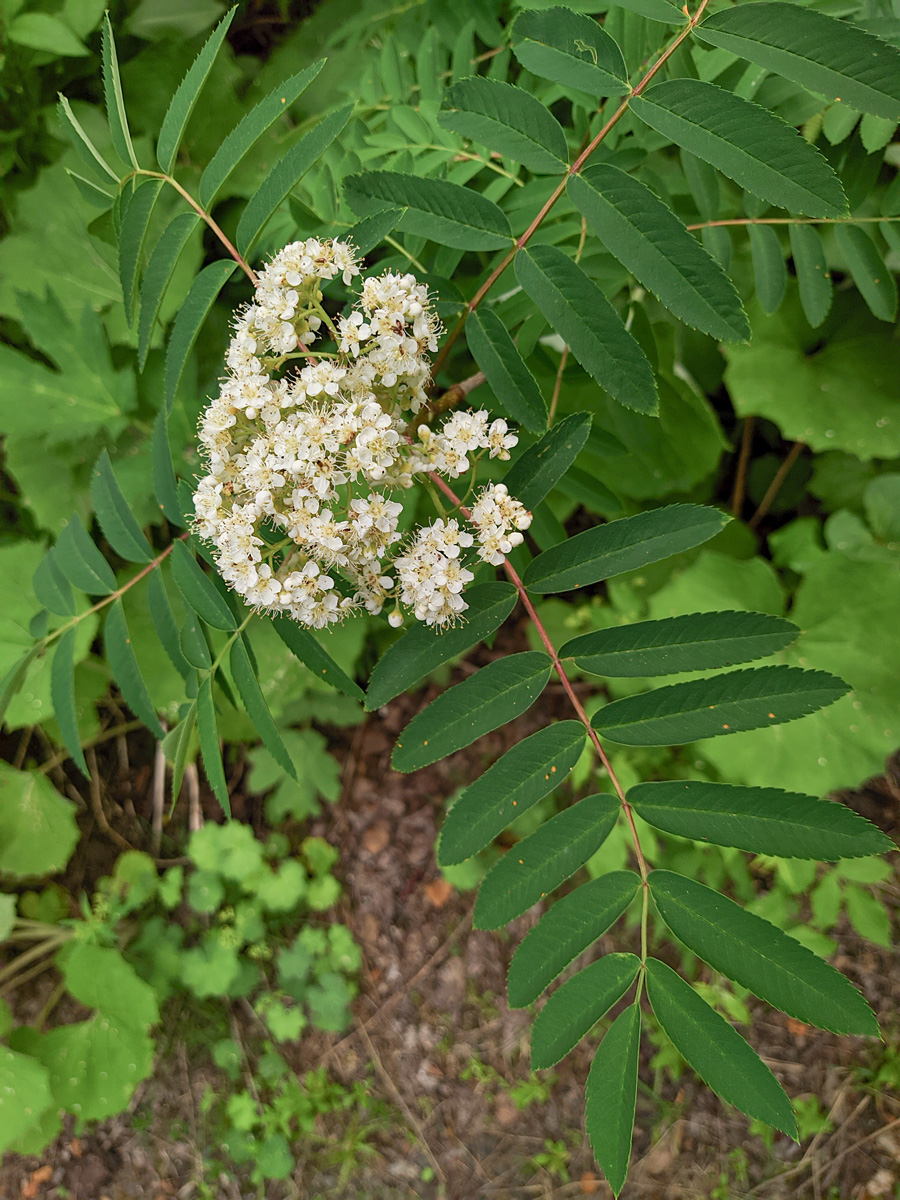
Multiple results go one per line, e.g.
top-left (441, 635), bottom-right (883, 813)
top-left (1, 0), bottom-right (899, 1194)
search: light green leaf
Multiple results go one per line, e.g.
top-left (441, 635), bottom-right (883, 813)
top-left (91, 451), bottom-right (154, 563)
top-left (156, 8), bottom-right (236, 172)
top-left (61, 943), bottom-right (159, 1029)
top-left (230, 634), bottom-right (296, 781)
top-left (165, 260), bottom-right (238, 408)
top-left (649, 870), bottom-right (879, 1035)
top-left (749, 223), bottom-right (787, 315)
top-left (510, 7), bottom-right (627, 95)
top-left (834, 225), bottom-right (898, 323)
top-left (569, 166), bottom-right (749, 342)
top-left (525, 504), bottom-right (729, 595)
top-left (585, 1004), bottom-right (641, 1197)
top-left (273, 616), bottom-right (364, 701)
top-left (101, 15), bottom-right (138, 168)
top-left (10, 12), bottom-right (88, 56)
top-left (392, 652), bottom-right (551, 773)
top-left (466, 310), bottom-right (547, 432)
top-left (438, 721), bottom-right (586, 866)
top-left (645, 958), bottom-right (797, 1137)
top-left (104, 598), bottom-right (165, 739)
top-left (629, 780), bottom-right (893, 859)
top-left (531, 953), bottom-right (640, 1069)
top-left (0, 1047), bottom-right (53, 1157)
top-left (631, 80), bottom-right (848, 217)
top-left (515, 246), bottom-right (657, 414)
top-left (197, 674), bottom-right (229, 815)
top-left (593, 665), bottom-right (849, 746)
top-left (147, 568), bottom-right (190, 679)
top-left (170, 541), bottom-right (236, 631)
top-left (50, 628), bottom-right (89, 777)
top-left (473, 793), bottom-right (620, 929)
top-left (0, 762), bottom-right (79, 877)
top-left (30, 1016), bottom-right (154, 1122)
top-left (344, 171), bottom-right (512, 251)
top-left (137, 213), bottom-right (199, 370)
top-left (33, 553), bottom-right (77, 618)
top-left (56, 95), bottom-right (118, 185)
top-left (502, 411), bottom-right (592, 511)
top-left (118, 178), bottom-right (163, 327)
top-left (438, 76), bottom-right (567, 172)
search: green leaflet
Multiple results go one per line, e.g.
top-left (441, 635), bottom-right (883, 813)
top-left (199, 61), bottom-right (326, 207)
top-left (165, 260), bottom-right (238, 408)
top-left (33, 553), bottom-right (76, 617)
top-left (230, 635), bottom-right (296, 781)
top-left (118, 178), bottom-right (163, 327)
top-left (466, 310), bottom-right (547, 432)
top-left (645, 958), bottom-right (797, 1137)
top-left (105, 598), bottom-right (165, 739)
top-left (56, 95), bottom-right (118, 185)
top-left (101, 16), bottom-right (137, 169)
top-left (438, 721), bottom-right (586, 865)
top-left (164, 704), bottom-right (197, 803)
top-left (559, 611), bottom-right (798, 677)
top-left (472, 793), bottom-right (620, 929)
top-left (649, 870), bottom-right (879, 1036)
top-left (834, 225), bottom-right (898, 323)
top-left (152, 408), bottom-right (184, 527)
top-left (531, 953), bottom-right (640, 1069)
top-left (502, 412), bottom-right (592, 512)
top-left (585, 1004), bottom-right (641, 1198)
top-left (236, 105), bottom-right (354, 255)
top-left (628, 780), bottom-right (893, 860)
top-left (0, 646), bottom-right (45, 729)
top-left (273, 616), bottom-right (364, 701)
top-left (789, 224), bottom-right (833, 328)
top-left (515, 246), bottom-right (658, 415)
top-left (606, 0), bottom-right (681, 19)
top-left (344, 171), bottom-right (512, 251)
top-left (438, 76), bottom-right (567, 172)
top-left (180, 611), bottom-right (212, 670)
top-left (524, 504), bottom-right (729, 595)
top-left (631, 80), bottom-right (848, 218)
top-left (170, 541), bottom-right (236, 631)
top-left (392, 652), bottom-right (551, 773)
top-left (91, 451), bottom-right (154, 563)
top-left (695, 3), bottom-right (900, 123)
top-left (568, 166), bottom-right (749, 342)
top-left (197, 674), bottom-right (230, 815)
top-left (594, 664), bottom-right (849, 746)
top-left (50, 628), bottom-right (88, 777)
top-left (156, 9), bottom-right (236, 173)
top-left (748, 223), bottom-right (787, 315)
top-left (346, 209), bottom-right (403, 256)
top-left (147, 568), bottom-right (190, 679)
top-left (510, 7), bottom-right (627, 95)
top-left (365, 582), bottom-right (517, 711)
top-left (137, 213), bottom-right (199, 370)
top-left (54, 513), bottom-right (117, 595)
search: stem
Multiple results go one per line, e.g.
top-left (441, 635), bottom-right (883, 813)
top-left (0, 933), bottom-right (71, 989)
top-left (688, 214), bottom-right (900, 231)
top-left (748, 441), bottom-right (805, 530)
top-left (548, 346), bottom-right (569, 426)
top-left (730, 416), bottom-right (755, 518)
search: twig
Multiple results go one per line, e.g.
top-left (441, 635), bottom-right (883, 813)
top-left (548, 346), bottom-right (569, 426)
top-left (86, 746), bottom-right (133, 853)
top-left (731, 416), bottom-right (755, 518)
top-left (748, 441), bottom-right (805, 530)
top-left (186, 762), bottom-right (203, 832)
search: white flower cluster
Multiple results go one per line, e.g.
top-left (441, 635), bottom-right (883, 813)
top-left (193, 238), bottom-right (531, 628)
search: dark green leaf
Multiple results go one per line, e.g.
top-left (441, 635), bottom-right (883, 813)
top-left (834, 225), bottom-right (898, 322)
top-left (91, 451), bottom-right (155, 563)
top-left (560, 611), bottom-right (798, 677)
top-left (631, 80), bottom-right (848, 217)
top-left (473, 793), bottom-right (620, 929)
top-left (199, 61), bottom-right (325, 207)
top-left (466, 310), bottom-right (547, 432)
top-left (531, 953), bottom-right (640, 1069)
top-left (649, 870), bottom-right (879, 1035)
top-left (593, 665), bottom-right (850, 746)
top-left (180, 612), bottom-right (212, 670)
top-left (273, 616), bottom-right (364, 701)
top-left (165, 260), bottom-right (238, 408)
top-left (54, 514), bottom-right (117, 595)
top-left (510, 7), bottom-right (628, 95)
top-left (749, 223), bottom-right (787, 315)
top-left (50, 628), bottom-right (88, 778)
top-left (66, 169), bottom-right (115, 208)
top-left (392, 652), bottom-right (551, 773)
top-left (515, 246), bottom-right (658, 415)
top-left (230, 634), bottom-right (296, 780)
top-left (789, 223), bottom-right (833, 328)
top-left (138, 213), bottom-right (199, 370)
top-left (605, 0), bottom-right (681, 18)
top-left (164, 703), bottom-right (196, 803)
top-left (56, 95), bottom-right (118, 185)
top-left (585, 1004), bottom-right (641, 1198)
top-left (346, 209), bottom-right (403, 256)
top-left (365, 582), bottom-right (517, 711)
top-left (153, 407), bottom-right (185, 526)
top-left (237, 105), bottom-right (354, 255)
top-left (101, 15), bottom-right (137, 169)
top-left (525, 504), bottom-right (728, 595)
top-left (197, 674), bottom-right (230, 816)
top-left (503, 412), bottom-right (593, 511)
top-left (156, 9), bottom-right (236, 172)
top-left (438, 721), bottom-right (586, 865)
top-left (118, 178), bottom-right (163, 327)
top-left (645, 958), bottom-right (797, 1137)
top-left (629, 780), bottom-right (894, 860)
top-left (344, 171), bottom-right (512, 251)
top-left (147, 568), bottom-right (191, 679)
top-left (569, 166), bottom-right (749, 342)
top-left (438, 76), bottom-right (567, 172)
top-left (105, 598), bottom-right (165, 738)
top-left (171, 541), bottom-right (236, 631)
top-left (696, 3), bottom-right (900, 122)
top-left (33, 553), bottom-right (77, 617)
top-left (508, 871), bottom-right (640, 1007)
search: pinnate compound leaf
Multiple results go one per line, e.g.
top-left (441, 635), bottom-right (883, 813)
top-left (365, 582), bottom-right (517, 710)
top-left (649, 870), bottom-right (879, 1035)
top-left (510, 7), bottom-right (627, 95)
top-left (230, 635), bottom-right (297, 781)
top-left (525, 504), bottom-right (728, 595)
top-left (138, 213), bottom-right (199, 370)
top-left (273, 616), bottom-right (364, 701)
top-left (438, 77), bottom-right (567, 172)
top-left (147, 568), bottom-right (190, 679)
top-left (237, 105), bottom-right (354, 255)
top-left (393, 652), bottom-right (551, 774)
top-left (466, 310), bottom-right (547, 432)
top-left (508, 871), bottom-right (640, 1007)
top-left (531, 954), bottom-right (640, 1069)
top-left (91, 451), bottom-right (154, 563)
top-left (0, 762), bottom-right (79, 877)
top-left (197, 674), bottom-right (230, 816)
top-left (0, 1047), bottom-right (52, 1156)
top-left (344, 172), bottom-right (512, 251)
top-left (696, 3), bottom-right (900, 123)
top-left (118, 178), bottom-right (163, 327)
top-left (101, 16), bottom-right (138, 169)
top-left (585, 1004), bottom-right (641, 1198)
top-left (645, 958), bottom-right (797, 1137)
top-left (56, 95), bottom-right (118, 185)
top-left (105, 598), bottom-right (165, 739)
top-left (748, 224), bottom-right (787, 315)
top-left (171, 540), bottom-right (236, 631)
top-left (630, 80), bottom-right (848, 218)
top-left (629, 780), bottom-right (893, 860)
top-left (438, 721), bottom-right (586, 865)
top-left (473, 793), bottom-right (620, 930)
top-left (788, 224), bottom-right (832, 328)
top-left (165, 260), bottom-right (238, 408)
top-left (153, 408), bottom-right (185, 526)
top-left (502, 412), bottom-right (592, 512)
top-left (560, 611), bottom-right (798, 677)
top-left (156, 8), bottom-right (236, 172)
top-left (834, 225), bottom-right (898, 323)
top-left (515, 246), bottom-right (657, 415)
top-left (50, 628), bottom-right (89, 777)
top-left (569, 166), bottom-right (749, 342)
top-left (199, 61), bottom-right (326, 207)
